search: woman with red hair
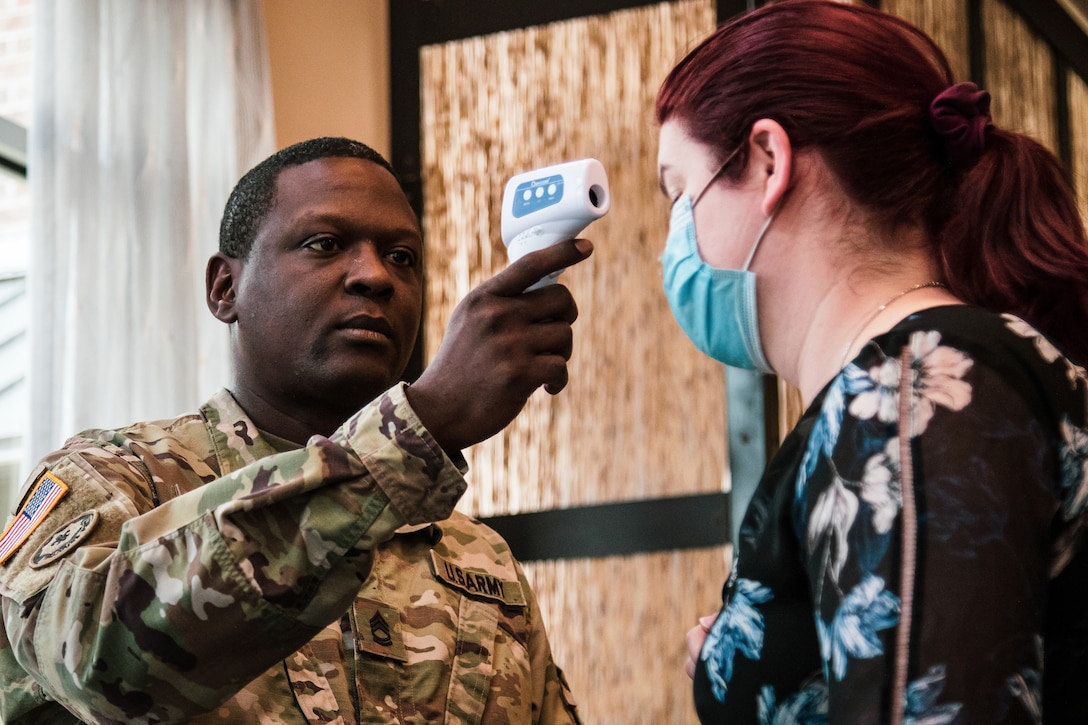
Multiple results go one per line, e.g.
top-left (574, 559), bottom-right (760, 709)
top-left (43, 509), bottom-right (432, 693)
top-left (657, 1), bottom-right (1088, 722)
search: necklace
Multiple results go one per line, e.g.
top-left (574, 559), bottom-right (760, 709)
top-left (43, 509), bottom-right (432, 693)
top-left (840, 281), bottom-right (946, 368)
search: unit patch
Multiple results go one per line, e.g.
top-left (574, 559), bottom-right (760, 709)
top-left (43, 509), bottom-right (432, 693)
top-left (430, 550), bottom-right (526, 606)
top-left (0, 471), bottom-right (69, 566)
top-left (30, 510), bottom-right (99, 569)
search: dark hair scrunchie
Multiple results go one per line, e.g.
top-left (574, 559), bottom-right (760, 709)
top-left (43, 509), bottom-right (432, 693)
top-left (930, 82), bottom-right (993, 167)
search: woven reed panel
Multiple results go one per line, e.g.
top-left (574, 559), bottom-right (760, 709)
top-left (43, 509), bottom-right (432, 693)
top-left (419, 0), bottom-right (722, 516)
top-left (524, 548), bottom-right (729, 724)
top-left (420, 3), bottom-right (725, 724)
top-left (982, 0), bottom-right (1058, 150)
top-left (1070, 70), bottom-right (1088, 219)
top-left (883, 0), bottom-right (971, 81)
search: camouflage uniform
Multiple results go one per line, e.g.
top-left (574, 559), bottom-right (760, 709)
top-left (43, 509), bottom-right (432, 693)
top-left (0, 384), bottom-right (579, 724)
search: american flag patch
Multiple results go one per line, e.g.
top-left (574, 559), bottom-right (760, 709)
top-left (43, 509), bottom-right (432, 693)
top-left (0, 471), bottom-right (69, 566)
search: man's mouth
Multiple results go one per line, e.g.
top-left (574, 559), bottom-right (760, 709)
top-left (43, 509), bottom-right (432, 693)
top-left (337, 314), bottom-right (394, 341)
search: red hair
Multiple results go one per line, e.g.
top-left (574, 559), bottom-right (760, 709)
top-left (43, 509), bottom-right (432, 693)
top-left (657, 0), bottom-right (1088, 364)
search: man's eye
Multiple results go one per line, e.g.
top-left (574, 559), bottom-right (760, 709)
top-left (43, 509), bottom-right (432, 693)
top-left (386, 248), bottom-right (418, 267)
top-left (303, 237), bottom-right (339, 252)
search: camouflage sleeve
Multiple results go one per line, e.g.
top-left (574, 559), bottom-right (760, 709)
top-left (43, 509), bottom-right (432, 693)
top-left (520, 563), bottom-right (583, 725)
top-left (0, 383), bottom-right (467, 723)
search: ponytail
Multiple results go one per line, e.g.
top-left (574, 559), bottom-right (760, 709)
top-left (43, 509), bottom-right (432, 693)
top-left (936, 129), bottom-right (1088, 365)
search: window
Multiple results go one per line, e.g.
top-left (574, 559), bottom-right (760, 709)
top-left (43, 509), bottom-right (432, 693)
top-left (0, 0), bottom-right (33, 508)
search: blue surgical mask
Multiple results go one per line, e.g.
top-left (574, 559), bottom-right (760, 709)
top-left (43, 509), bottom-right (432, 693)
top-left (660, 193), bottom-right (775, 373)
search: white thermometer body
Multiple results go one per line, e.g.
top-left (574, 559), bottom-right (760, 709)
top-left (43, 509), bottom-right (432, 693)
top-left (500, 158), bottom-right (610, 289)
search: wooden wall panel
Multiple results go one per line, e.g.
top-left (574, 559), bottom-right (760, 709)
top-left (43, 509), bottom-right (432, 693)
top-left (419, 3), bottom-right (724, 723)
top-left (983, 0), bottom-right (1059, 150)
top-left (419, 1), bottom-right (724, 518)
top-left (1070, 69), bottom-right (1088, 218)
top-left (525, 548), bottom-right (730, 724)
top-left (883, 0), bottom-right (971, 81)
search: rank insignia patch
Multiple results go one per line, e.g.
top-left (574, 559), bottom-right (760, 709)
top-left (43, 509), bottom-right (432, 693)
top-left (369, 609), bottom-right (394, 646)
top-left (355, 599), bottom-right (407, 662)
top-left (30, 510), bottom-right (99, 569)
top-left (0, 471), bottom-right (69, 566)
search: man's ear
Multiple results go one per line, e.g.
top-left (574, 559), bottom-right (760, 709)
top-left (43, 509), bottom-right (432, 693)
top-left (747, 118), bottom-right (793, 217)
top-left (206, 252), bottom-right (242, 323)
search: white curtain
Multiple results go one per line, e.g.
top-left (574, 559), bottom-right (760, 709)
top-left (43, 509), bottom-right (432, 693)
top-left (26, 0), bottom-right (275, 467)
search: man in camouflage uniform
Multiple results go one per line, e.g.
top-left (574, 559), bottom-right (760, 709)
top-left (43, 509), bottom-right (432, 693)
top-left (0, 137), bottom-right (589, 724)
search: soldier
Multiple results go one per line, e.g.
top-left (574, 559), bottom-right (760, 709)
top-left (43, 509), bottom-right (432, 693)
top-left (0, 137), bottom-right (590, 723)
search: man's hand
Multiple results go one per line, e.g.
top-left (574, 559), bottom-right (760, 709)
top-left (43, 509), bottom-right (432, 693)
top-left (406, 238), bottom-right (593, 453)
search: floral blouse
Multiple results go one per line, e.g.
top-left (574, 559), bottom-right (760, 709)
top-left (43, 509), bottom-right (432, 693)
top-left (693, 306), bottom-right (1088, 724)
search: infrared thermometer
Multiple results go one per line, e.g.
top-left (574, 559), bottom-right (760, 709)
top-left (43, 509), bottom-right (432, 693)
top-left (500, 158), bottom-right (610, 289)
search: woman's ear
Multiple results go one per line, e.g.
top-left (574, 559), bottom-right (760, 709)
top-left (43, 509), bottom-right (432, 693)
top-left (206, 252), bottom-right (241, 323)
top-left (748, 118), bottom-right (793, 217)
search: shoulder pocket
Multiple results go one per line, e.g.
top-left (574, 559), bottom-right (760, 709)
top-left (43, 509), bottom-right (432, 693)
top-left (0, 454), bottom-right (140, 602)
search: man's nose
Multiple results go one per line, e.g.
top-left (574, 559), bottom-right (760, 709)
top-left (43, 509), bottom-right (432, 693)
top-left (343, 244), bottom-right (393, 296)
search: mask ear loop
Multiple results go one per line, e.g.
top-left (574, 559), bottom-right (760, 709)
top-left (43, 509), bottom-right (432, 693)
top-left (691, 142), bottom-right (774, 272)
top-left (691, 144), bottom-right (744, 209)
top-left (741, 212), bottom-right (775, 272)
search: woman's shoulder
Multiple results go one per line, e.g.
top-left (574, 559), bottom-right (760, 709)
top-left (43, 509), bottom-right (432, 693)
top-left (882, 306), bottom-right (1080, 372)
top-left (872, 305), bottom-right (1086, 423)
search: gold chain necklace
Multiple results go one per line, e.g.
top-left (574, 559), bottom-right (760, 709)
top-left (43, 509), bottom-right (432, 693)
top-left (840, 281), bottom-right (946, 368)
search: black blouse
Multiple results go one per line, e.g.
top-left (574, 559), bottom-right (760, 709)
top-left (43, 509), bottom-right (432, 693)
top-left (693, 306), bottom-right (1088, 724)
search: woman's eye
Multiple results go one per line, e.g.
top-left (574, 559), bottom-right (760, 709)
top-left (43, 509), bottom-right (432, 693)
top-left (665, 195), bottom-right (681, 220)
top-left (660, 184), bottom-right (681, 206)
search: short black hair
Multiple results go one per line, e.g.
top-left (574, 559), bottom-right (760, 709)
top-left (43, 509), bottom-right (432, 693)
top-left (218, 136), bottom-right (400, 259)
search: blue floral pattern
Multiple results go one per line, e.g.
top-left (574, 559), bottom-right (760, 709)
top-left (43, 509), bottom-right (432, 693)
top-left (903, 665), bottom-right (962, 724)
top-left (702, 578), bottom-right (773, 701)
top-left (693, 308), bottom-right (1088, 724)
top-left (758, 679), bottom-right (828, 725)
top-left (816, 575), bottom-right (899, 681)
top-left (805, 330), bottom-right (969, 685)
top-left (1058, 417), bottom-right (1088, 521)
